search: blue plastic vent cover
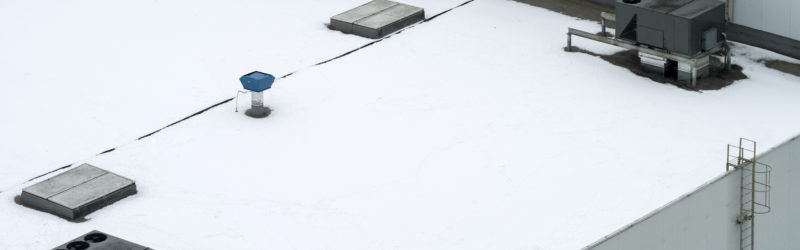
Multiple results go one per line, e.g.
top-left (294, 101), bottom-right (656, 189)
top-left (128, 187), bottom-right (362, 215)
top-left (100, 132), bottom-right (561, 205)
top-left (240, 71), bottom-right (275, 92)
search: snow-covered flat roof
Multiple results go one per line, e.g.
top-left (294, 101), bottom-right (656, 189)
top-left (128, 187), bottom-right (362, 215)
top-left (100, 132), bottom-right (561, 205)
top-left (2, 0), bottom-right (800, 249)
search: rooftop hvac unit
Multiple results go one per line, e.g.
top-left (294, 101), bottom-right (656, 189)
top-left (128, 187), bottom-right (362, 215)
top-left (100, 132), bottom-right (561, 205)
top-left (615, 0), bottom-right (725, 57)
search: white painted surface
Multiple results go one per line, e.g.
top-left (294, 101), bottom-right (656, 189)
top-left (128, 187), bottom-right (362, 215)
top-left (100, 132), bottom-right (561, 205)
top-left (753, 136), bottom-right (800, 250)
top-left (2, 0), bottom-right (800, 249)
top-left (730, 0), bottom-right (800, 41)
top-left (587, 135), bottom-right (800, 249)
top-left (586, 170), bottom-right (740, 250)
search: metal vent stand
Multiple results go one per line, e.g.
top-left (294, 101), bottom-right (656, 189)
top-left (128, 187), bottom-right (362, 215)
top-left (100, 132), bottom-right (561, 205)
top-left (52, 230), bottom-right (151, 250)
top-left (21, 164), bottom-right (137, 220)
top-left (331, 0), bottom-right (425, 39)
top-left (238, 71), bottom-right (274, 118)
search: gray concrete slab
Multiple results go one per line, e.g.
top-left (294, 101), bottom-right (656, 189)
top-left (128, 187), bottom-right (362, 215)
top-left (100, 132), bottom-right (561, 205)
top-left (21, 164), bottom-right (136, 220)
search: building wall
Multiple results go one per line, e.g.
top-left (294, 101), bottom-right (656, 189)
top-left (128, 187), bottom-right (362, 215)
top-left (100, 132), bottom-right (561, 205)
top-left (752, 136), bottom-right (800, 249)
top-left (585, 135), bottom-right (800, 250)
top-left (729, 0), bottom-right (800, 42)
top-left (725, 23), bottom-right (800, 60)
top-left (584, 170), bottom-right (740, 250)
top-left (725, 0), bottom-right (800, 59)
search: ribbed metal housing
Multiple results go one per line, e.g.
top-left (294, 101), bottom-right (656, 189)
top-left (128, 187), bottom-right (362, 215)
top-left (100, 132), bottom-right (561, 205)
top-left (615, 0), bottom-right (725, 57)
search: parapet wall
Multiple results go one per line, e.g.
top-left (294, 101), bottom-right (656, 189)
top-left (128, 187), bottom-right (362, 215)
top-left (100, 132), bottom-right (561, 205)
top-left (585, 134), bottom-right (800, 249)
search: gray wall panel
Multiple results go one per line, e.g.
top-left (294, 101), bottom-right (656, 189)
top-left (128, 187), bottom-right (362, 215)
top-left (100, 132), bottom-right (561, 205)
top-left (794, 1), bottom-right (800, 40)
top-left (730, 0), bottom-right (800, 41)
top-left (753, 137), bottom-right (800, 250)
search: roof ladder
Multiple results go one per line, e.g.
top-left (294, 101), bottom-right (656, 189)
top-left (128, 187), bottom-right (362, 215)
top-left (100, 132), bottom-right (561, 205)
top-left (727, 138), bottom-right (772, 250)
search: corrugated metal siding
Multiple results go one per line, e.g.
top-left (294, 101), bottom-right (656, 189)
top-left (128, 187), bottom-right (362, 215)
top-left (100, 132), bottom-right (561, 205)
top-left (731, 0), bottom-right (800, 41)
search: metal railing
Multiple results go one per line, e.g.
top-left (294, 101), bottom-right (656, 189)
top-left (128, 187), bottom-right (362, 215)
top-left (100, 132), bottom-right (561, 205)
top-left (727, 138), bottom-right (771, 250)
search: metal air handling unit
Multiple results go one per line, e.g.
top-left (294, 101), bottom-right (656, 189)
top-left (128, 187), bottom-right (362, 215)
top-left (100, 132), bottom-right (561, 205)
top-left (331, 0), bottom-right (425, 39)
top-left (567, 0), bottom-right (732, 87)
top-left (52, 230), bottom-right (151, 250)
top-left (21, 164), bottom-right (137, 220)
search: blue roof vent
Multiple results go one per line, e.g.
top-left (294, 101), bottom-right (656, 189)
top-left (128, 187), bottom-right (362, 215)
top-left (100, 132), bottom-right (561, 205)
top-left (240, 71), bottom-right (275, 92)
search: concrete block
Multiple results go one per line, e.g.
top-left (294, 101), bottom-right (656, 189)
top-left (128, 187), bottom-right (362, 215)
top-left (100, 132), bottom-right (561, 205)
top-left (52, 230), bottom-right (151, 250)
top-left (21, 164), bottom-right (136, 220)
top-left (331, 0), bottom-right (424, 39)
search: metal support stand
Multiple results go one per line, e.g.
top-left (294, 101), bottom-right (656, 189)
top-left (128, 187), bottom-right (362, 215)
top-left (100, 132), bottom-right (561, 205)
top-left (601, 19), bottom-right (606, 37)
top-left (250, 91), bottom-right (265, 116)
top-left (722, 33), bottom-right (732, 71)
top-left (235, 90), bottom-right (249, 112)
top-left (725, 44), bottom-right (732, 71)
top-left (600, 12), bottom-right (616, 37)
top-left (567, 27), bottom-right (727, 87)
top-left (567, 33), bottom-right (572, 51)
